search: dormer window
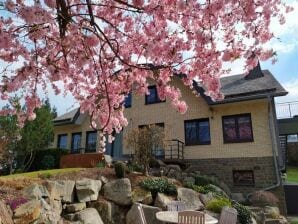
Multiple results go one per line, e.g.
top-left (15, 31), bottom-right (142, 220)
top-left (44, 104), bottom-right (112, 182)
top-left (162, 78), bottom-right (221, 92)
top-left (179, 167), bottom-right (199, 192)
top-left (145, 86), bottom-right (165, 104)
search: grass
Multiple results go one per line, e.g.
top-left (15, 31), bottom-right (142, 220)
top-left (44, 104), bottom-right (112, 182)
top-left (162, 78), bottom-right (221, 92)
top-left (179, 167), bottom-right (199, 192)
top-left (287, 166), bottom-right (298, 183)
top-left (0, 168), bottom-right (83, 180)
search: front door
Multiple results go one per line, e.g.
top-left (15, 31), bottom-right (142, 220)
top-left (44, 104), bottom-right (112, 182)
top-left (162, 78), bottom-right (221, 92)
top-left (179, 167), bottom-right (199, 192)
top-left (105, 131), bottom-right (123, 159)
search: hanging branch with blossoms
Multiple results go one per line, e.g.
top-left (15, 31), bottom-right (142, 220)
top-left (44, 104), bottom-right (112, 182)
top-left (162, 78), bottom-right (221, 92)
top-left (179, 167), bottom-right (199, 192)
top-left (0, 0), bottom-right (292, 150)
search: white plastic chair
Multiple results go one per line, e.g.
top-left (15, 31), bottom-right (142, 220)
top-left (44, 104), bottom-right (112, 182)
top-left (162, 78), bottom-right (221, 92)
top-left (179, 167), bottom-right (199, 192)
top-left (136, 203), bottom-right (147, 224)
top-left (178, 211), bottom-right (205, 224)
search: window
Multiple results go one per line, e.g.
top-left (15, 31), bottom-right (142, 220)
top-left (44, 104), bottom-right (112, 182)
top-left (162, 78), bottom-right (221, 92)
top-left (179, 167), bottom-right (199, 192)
top-left (124, 92), bottom-right (132, 108)
top-left (145, 86), bottom-right (164, 104)
top-left (287, 134), bottom-right (298, 143)
top-left (184, 119), bottom-right (211, 145)
top-left (86, 131), bottom-right (97, 152)
top-left (233, 170), bottom-right (255, 186)
top-left (71, 132), bottom-right (81, 154)
top-left (222, 114), bottom-right (253, 143)
top-left (57, 134), bottom-right (68, 149)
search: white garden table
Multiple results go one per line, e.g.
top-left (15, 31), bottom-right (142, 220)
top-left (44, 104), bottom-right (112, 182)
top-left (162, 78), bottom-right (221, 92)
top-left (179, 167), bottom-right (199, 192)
top-left (156, 211), bottom-right (218, 224)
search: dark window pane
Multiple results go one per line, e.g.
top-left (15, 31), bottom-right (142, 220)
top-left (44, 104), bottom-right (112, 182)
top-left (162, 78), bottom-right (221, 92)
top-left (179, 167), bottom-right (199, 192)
top-left (71, 133), bottom-right (81, 153)
top-left (223, 118), bottom-right (237, 141)
top-left (124, 93), bottom-right (132, 108)
top-left (58, 134), bottom-right (67, 149)
top-left (238, 117), bottom-right (252, 140)
top-left (86, 131), bottom-right (97, 152)
top-left (199, 121), bottom-right (211, 143)
top-left (185, 119), bottom-right (210, 145)
top-left (145, 86), bottom-right (164, 104)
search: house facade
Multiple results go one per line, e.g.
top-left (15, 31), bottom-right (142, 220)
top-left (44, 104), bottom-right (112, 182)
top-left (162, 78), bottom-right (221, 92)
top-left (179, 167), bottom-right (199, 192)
top-left (52, 66), bottom-right (287, 194)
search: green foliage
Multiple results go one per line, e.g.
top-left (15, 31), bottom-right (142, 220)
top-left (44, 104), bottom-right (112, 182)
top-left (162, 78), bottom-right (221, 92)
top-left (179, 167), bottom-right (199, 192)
top-left (40, 155), bottom-right (56, 170)
top-left (114, 161), bottom-right (126, 178)
top-left (194, 174), bottom-right (219, 186)
top-left (96, 161), bottom-right (105, 168)
top-left (128, 162), bottom-right (143, 172)
top-left (29, 148), bottom-right (68, 171)
top-left (192, 184), bottom-right (217, 194)
top-left (140, 178), bottom-right (177, 196)
top-left (206, 197), bottom-right (232, 213)
top-left (232, 201), bottom-right (252, 224)
top-left (38, 172), bottom-right (53, 179)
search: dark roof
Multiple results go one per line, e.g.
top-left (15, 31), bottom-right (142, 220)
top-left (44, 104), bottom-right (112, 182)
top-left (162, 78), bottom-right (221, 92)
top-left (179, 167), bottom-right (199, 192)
top-left (195, 70), bottom-right (288, 105)
top-left (53, 108), bottom-right (80, 125)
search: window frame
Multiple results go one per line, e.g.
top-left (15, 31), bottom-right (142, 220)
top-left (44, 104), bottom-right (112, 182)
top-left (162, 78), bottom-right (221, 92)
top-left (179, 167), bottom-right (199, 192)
top-left (124, 92), bottom-right (132, 108)
top-left (232, 170), bottom-right (255, 187)
top-left (222, 113), bottom-right (254, 143)
top-left (184, 118), bottom-right (211, 146)
top-left (71, 132), bottom-right (82, 154)
top-left (57, 134), bottom-right (68, 149)
top-left (85, 131), bottom-right (97, 153)
top-left (145, 85), bottom-right (165, 105)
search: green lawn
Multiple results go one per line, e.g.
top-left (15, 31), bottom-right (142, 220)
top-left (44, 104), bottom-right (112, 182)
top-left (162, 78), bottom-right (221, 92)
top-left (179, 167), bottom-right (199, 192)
top-left (0, 168), bottom-right (83, 180)
top-left (287, 166), bottom-right (298, 183)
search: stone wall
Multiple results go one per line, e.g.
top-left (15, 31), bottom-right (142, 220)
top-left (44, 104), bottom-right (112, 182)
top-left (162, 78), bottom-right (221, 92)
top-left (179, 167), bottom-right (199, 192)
top-left (287, 142), bottom-right (298, 165)
top-left (185, 156), bottom-right (277, 194)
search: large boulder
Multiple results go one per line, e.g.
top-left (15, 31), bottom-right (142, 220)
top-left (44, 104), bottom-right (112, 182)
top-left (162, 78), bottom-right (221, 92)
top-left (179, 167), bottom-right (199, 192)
top-left (132, 187), bottom-right (153, 205)
top-left (76, 179), bottom-right (102, 202)
top-left (65, 202), bottom-right (87, 213)
top-left (90, 199), bottom-right (127, 224)
top-left (154, 193), bottom-right (175, 210)
top-left (104, 178), bottom-right (132, 206)
top-left (13, 200), bottom-right (41, 224)
top-left (38, 198), bottom-right (61, 224)
top-left (177, 188), bottom-right (204, 210)
top-left (126, 203), bottom-right (163, 224)
top-left (45, 180), bottom-right (75, 203)
top-left (0, 200), bottom-right (13, 224)
top-left (24, 183), bottom-right (49, 200)
top-left (199, 192), bottom-right (217, 206)
top-left (74, 208), bottom-right (104, 224)
top-left (209, 184), bottom-right (229, 198)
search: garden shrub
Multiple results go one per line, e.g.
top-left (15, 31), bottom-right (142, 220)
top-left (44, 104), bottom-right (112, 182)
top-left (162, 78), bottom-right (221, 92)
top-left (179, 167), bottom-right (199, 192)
top-left (114, 161), bottom-right (126, 178)
top-left (40, 155), bottom-right (55, 170)
top-left (96, 161), bottom-right (105, 168)
top-left (38, 172), bottom-right (53, 179)
top-left (206, 197), bottom-right (232, 213)
top-left (192, 184), bottom-right (218, 194)
top-left (140, 178), bottom-right (177, 197)
top-left (232, 201), bottom-right (253, 224)
top-left (194, 174), bottom-right (220, 187)
top-left (250, 191), bottom-right (279, 207)
top-left (128, 162), bottom-right (143, 172)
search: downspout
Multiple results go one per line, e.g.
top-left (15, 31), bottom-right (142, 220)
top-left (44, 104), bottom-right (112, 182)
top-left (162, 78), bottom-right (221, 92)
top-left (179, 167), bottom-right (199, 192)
top-left (247, 96), bottom-right (281, 198)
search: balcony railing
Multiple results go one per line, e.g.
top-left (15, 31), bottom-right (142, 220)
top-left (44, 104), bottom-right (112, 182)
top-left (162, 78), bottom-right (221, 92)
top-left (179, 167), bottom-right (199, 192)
top-left (276, 101), bottom-right (298, 119)
top-left (151, 139), bottom-right (185, 160)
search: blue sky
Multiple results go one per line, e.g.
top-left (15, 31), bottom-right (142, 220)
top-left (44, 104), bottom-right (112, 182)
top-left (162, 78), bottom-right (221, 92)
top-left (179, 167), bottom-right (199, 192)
top-left (1, 1), bottom-right (297, 115)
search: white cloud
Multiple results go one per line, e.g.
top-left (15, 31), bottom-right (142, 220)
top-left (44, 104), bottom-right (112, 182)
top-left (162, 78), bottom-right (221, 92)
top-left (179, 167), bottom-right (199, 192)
top-left (276, 78), bottom-right (298, 103)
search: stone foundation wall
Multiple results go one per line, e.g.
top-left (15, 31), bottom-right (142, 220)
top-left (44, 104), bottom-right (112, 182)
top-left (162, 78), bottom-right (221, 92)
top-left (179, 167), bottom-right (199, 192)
top-left (185, 156), bottom-right (278, 194)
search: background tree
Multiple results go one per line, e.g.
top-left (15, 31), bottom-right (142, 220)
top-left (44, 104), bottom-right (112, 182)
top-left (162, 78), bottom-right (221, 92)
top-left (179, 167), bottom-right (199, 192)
top-left (0, 0), bottom-right (292, 150)
top-left (17, 99), bottom-right (55, 171)
top-left (126, 125), bottom-right (165, 175)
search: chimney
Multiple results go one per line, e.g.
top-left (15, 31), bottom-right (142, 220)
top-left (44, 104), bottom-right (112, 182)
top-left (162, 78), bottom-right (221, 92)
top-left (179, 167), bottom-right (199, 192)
top-left (244, 61), bottom-right (264, 80)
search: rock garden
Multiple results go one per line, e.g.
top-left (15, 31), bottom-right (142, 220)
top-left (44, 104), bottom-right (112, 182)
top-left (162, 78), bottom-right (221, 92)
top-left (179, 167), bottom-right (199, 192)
top-left (0, 160), bottom-right (289, 224)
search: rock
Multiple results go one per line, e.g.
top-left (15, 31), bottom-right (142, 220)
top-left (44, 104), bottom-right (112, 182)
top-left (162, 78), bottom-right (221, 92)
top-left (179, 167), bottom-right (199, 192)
top-left (38, 198), bottom-right (61, 224)
top-left (66, 203), bottom-right (86, 213)
top-left (48, 198), bottom-right (62, 215)
top-left (199, 192), bottom-right (216, 206)
top-left (264, 206), bottom-right (280, 218)
top-left (264, 219), bottom-right (280, 224)
top-left (74, 208), bottom-right (104, 224)
top-left (104, 155), bottom-right (113, 166)
top-left (209, 184), bottom-right (229, 198)
top-left (0, 200), bottom-right (13, 224)
top-left (45, 180), bottom-right (75, 203)
top-left (126, 203), bottom-right (162, 224)
top-left (24, 183), bottom-right (49, 200)
top-left (177, 188), bottom-right (204, 210)
top-left (167, 169), bottom-right (182, 180)
top-left (154, 193), bottom-right (174, 210)
top-left (132, 187), bottom-right (153, 205)
top-left (100, 176), bottom-right (109, 184)
top-left (76, 179), bottom-right (102, 202)
top-left (90, 199), bottom-right (127, 224)
top-left (13, 200), bottom-right (41, 224)
top-left (167, 164), bottom-right (181, 172)
top-left (231, 193), bottom-right (246, 203)
top-left (157, 160), bottom-right (167, 167)
top-left (104, 178), bottom-right (132, 206)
